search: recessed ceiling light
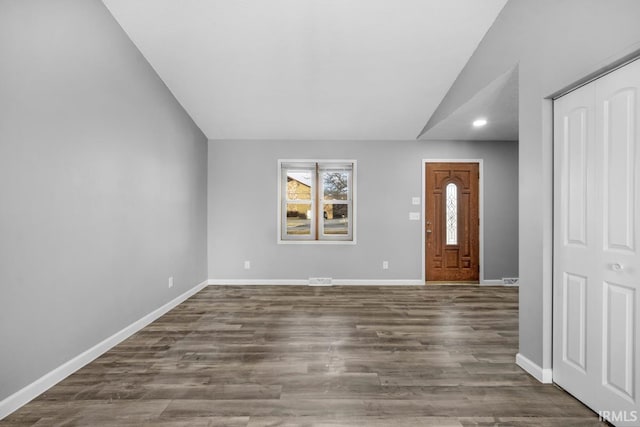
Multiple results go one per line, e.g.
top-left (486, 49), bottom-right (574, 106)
top-left (473, 118), bottom-right (487, 127)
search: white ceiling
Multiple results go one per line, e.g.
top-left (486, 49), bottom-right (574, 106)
top-left (418, 64), bottom-right (518, 141)
top-left (102, 0), bottom-right (508, 141)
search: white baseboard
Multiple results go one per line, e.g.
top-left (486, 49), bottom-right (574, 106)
top-left (208, 279), bottom-right (424, 286)
top-left (480, 280), bottom-right (504, 286)
top-left (208, 279), bottom-right (307, 285)
top-left (333, 279), bottom-right (423, 286)
top-left (516, 353), bottom-right (553, 383)
top-left (0, 279), bottom-right (208, 421)
top-left (481, 280), bottom-right (519, 286)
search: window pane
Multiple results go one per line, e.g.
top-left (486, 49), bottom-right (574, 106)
top-left (286, 203), bottom-right (312, 235)
top-left (280, 161), bottom-right (355, 242)
top-left (323, 204), bottom-right (349, 235)
top-left (323, 171), bottom-right (349, 200)
top-left (446, 183), bottom-right (457, 245)
top-left (287, 171), bottom-right (313, 200)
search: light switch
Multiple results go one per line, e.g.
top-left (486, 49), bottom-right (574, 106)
top-left (409, 212), bottom-right (420, 220)
top-left (412, 197), bottom-right (421, 205)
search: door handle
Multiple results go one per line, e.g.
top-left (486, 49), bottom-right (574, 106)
top-left (611, 263), bottom-right (624, 272)
top-left (426, 229), bottom-right (432, 234)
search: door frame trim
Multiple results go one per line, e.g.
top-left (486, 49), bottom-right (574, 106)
top-left (421, 159), bottom-right (484, 283)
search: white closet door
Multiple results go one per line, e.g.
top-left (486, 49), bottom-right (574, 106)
top-left (553, 58), bottom-right (640, 426)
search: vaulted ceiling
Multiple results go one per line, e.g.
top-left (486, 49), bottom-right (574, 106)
top-left (102, 0), bottom-right (508, 140)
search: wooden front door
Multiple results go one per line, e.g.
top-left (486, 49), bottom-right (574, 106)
top-left (425, 162), bottom-right (479, 281)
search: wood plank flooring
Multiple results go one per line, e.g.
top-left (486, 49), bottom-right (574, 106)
top-left (2, 285), bottom-right (604, 426)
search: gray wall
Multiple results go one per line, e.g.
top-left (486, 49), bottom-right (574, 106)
top-left (428, 0), bottom-right (640, 369)
top-left (0, 0), bottom-right (207, 401)
top-left (208, 139), bottom-right (518, 281)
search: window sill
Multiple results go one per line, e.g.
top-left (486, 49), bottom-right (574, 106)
top-left (277, 239), bottom-right (357, 245)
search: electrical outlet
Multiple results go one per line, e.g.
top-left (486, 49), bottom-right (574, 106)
top-left (168, 276), bottom-right (173, 288)
top-left (244, 260), bottom-right (251, 270)
top-left (412, 197), bottom-right (421, 205)
top-left (382, 261), bottom-right (389, 270)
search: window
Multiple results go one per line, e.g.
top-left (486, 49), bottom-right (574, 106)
top-left (445, 182), bottom-right (458, 245)
top-left (279, 160), bottom-right (355, 242)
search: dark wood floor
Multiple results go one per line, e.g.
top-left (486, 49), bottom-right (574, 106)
top-left (2, 285), bottom-right (604, 426)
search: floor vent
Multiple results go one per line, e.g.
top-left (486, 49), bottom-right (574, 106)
top-left (308, 277), bottom-right (332, 286)
top-left (502, 277), bottom-right (519, 285)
